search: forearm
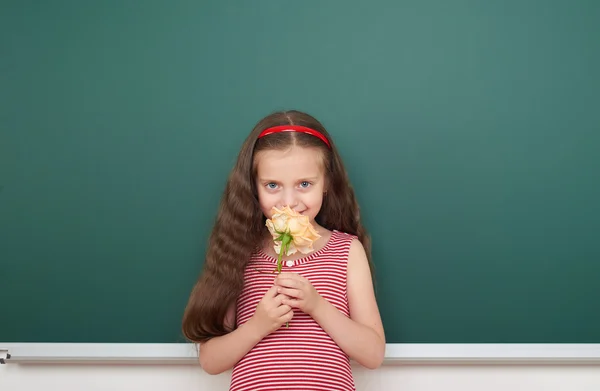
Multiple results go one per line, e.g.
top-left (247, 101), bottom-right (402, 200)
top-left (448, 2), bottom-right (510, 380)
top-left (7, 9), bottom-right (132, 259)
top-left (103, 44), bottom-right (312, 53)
top-left (311, 297), bottom-right (385, 369)
top-left (199, 319), bottom-right (263, 374)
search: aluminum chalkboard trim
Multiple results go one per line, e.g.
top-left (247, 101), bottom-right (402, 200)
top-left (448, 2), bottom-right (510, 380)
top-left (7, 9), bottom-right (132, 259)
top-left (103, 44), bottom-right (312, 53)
top-left (1, 343), bottom-right (600, 365)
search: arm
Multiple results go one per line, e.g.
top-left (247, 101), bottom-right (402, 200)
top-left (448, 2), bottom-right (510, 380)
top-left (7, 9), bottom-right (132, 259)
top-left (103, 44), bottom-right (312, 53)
top-left (276, 239), bottom-right (385, 369)
top-left (198, 285), bottom-right (293, 374)
top-left (198, 303), bottom-right (261, 375)
top-left (311, 238), bottom-right (386, 369)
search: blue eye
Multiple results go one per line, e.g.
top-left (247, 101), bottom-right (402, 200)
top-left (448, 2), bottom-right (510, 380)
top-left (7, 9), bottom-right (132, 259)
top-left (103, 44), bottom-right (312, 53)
top-left (266, 183), bottom-right (278, 189)
top-left (300, 181), bottom-right (311, 188)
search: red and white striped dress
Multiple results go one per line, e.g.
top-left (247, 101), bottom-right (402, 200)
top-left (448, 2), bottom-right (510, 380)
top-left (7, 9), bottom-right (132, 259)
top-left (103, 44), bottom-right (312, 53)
top-left (229, 230), bottom-right (356, 391)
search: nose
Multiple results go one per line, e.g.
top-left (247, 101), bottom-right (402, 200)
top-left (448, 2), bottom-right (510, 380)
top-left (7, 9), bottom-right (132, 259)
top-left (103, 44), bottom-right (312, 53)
top-left (281, 189), bottom-right (298, 209)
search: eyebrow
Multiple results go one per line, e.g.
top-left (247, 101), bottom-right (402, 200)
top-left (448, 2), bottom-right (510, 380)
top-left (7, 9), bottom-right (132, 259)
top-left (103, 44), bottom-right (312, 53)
top-left (258, 176), bottom-right (320, 183)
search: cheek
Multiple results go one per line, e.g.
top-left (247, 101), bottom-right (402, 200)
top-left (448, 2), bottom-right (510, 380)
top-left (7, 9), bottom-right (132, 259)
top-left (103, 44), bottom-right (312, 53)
top-left (304, 192), bottom-right (324, 209)
top-left (257, 190), bottom-right (277, 214)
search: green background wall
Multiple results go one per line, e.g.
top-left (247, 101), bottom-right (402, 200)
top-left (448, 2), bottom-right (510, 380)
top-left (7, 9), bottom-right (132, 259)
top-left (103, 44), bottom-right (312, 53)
top-left (1, 0), bottom-right (599, 343)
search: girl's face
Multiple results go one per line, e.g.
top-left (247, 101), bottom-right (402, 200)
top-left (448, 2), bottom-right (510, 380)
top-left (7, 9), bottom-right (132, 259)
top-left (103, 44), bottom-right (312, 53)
top-left (254, 145), bottom-right (326, 224)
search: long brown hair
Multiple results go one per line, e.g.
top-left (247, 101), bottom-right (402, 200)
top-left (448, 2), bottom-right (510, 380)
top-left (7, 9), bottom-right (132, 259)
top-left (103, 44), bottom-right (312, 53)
top-left (181, 110), bottom-right (372, 343)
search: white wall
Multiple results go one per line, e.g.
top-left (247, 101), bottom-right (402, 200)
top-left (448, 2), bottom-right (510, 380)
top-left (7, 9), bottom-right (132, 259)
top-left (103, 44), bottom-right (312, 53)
top-left (2, 364), bottom-right (600, 391)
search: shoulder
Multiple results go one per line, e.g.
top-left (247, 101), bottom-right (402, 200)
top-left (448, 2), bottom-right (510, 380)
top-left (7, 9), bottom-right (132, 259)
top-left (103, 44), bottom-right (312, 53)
top-left (330, 230), bottom-right (363, 257)
top-left (329, 229), bottom-right (358, 247)
top-left (346, 236), bottom-right (369, 271)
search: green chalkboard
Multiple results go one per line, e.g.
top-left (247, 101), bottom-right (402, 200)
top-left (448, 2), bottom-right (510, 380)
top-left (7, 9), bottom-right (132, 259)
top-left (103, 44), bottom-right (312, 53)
top-left (1, 0), bottom-right (599, 344)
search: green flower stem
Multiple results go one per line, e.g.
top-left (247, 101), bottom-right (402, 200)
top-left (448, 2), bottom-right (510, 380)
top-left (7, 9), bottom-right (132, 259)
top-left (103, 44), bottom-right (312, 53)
top-left (275, 231), bottom-right (292, 328)
top-left (276, 232), bottom-right (293, 273)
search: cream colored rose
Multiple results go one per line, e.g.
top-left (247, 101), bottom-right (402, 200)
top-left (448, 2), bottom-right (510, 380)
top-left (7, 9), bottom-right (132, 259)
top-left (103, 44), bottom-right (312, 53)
top-left (270, 211), bottom-right (289, 233)
top-left (266, 206), bottom-right (321, 256)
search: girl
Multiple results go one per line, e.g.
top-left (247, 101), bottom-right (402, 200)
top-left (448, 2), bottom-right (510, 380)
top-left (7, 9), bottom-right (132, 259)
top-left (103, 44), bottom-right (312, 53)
top-left (182, 110), bottom-right (385, 391)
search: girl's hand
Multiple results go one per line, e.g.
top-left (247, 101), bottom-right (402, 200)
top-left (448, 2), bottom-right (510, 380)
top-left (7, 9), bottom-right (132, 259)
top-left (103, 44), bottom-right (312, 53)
top-left (275, 273), bottom-right (323, 316)
top-left (250, 285), bottom-right (294, 337)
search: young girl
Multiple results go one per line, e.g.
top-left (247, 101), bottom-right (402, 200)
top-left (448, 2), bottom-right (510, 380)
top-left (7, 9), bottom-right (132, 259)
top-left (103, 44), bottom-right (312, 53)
top-left (182, 110), bottom-right (385, 391)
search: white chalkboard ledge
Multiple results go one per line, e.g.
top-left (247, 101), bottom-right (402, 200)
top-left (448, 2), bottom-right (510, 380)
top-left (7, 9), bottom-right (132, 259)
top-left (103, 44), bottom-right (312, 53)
top-left (1, 343), bottom-right (600, 365)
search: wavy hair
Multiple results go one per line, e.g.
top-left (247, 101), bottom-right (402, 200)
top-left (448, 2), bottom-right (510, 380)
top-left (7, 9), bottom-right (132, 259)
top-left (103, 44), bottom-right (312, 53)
top-left (181, 110), bottom-right (372, 343)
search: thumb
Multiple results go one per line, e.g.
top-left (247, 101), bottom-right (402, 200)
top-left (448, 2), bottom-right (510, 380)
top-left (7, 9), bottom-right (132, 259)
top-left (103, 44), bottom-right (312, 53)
top-left (264, 284), bottom-right (279, 298)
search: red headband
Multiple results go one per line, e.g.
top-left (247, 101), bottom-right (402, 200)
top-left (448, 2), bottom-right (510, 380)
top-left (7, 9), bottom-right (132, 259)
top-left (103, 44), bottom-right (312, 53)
top-left (257, 125), bottom-right (331, 149)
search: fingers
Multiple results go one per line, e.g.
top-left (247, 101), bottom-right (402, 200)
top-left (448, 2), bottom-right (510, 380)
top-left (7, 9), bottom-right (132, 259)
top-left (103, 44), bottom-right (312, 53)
top-left (274, 293), bottom-right (289, 305)
top-left (264, 285), bottom-right (279, 298)
top-left (276, 278), bottom-right (300, 289)
top-left (282, 298), bottom-right (301, 308)
top-left (276, 273), bottom-right (305, 286)
top-left (277, 287), bottom-right (302, 299)
top-left (273, 303), bottom-right (292, 317)
top-left (277, 272), bottom-right (302, 280)
top-left (280, 310), bottom-right (294, 324)
top-left (265, 286), bottom-right (289, 302)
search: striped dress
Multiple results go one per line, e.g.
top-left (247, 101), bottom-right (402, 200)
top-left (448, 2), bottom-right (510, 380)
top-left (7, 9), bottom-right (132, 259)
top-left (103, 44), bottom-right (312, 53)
top-left (229, 230), bottom-right (356, 391)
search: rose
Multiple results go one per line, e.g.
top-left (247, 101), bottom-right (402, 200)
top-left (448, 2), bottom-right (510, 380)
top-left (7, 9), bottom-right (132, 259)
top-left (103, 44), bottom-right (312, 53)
top-left (266, 206), bottom-right (321, 259)
top-left (266, 206), bottom-right (321, 273)
top-left (263, 206), bottom-right (321, 328)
